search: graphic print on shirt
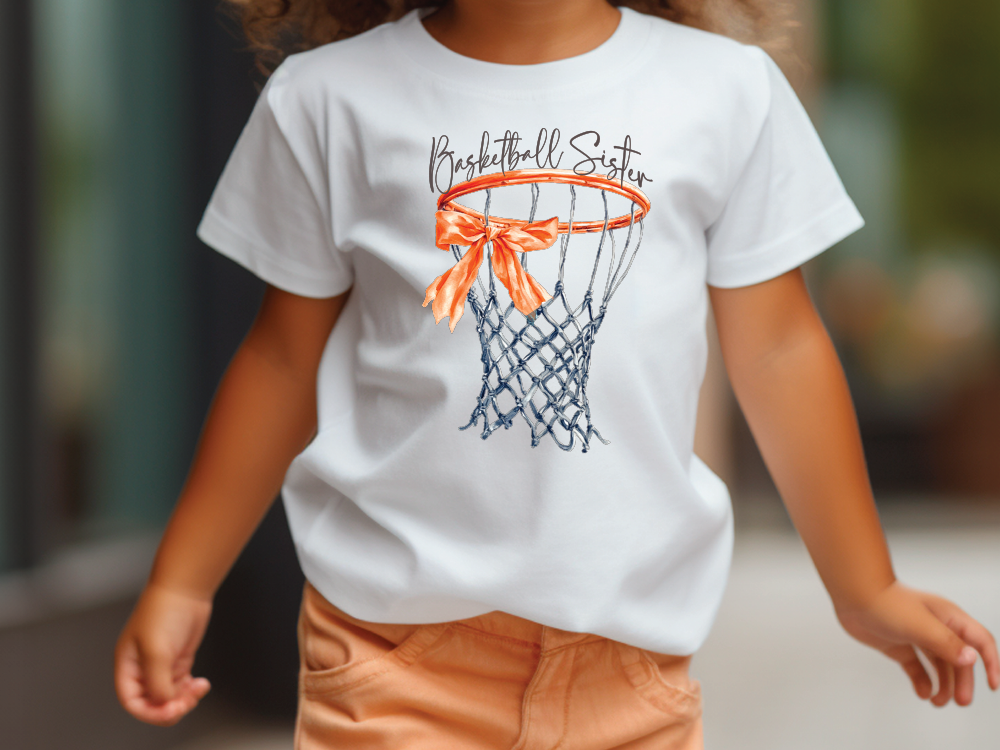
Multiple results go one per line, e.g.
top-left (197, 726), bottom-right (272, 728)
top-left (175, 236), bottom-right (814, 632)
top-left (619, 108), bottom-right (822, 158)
top-left (422, 128), bottom-right (652, 453)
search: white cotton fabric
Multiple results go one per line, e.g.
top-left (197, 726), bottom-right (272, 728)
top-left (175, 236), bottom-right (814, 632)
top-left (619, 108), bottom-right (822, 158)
top-left (197, 7), bottom-right (864, 655)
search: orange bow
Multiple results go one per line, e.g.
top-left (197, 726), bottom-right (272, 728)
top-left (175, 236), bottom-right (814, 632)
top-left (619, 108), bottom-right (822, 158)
top-left (423, 211), bottom-right (558, 332)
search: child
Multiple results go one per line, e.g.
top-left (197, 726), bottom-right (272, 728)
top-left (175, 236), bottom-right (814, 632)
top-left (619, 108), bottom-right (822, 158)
top-left (115, 1), bottom-right (999, 748)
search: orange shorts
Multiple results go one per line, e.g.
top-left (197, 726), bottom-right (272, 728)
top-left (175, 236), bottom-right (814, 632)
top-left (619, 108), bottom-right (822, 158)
top-left (295, 580), bottom-right (703, 750)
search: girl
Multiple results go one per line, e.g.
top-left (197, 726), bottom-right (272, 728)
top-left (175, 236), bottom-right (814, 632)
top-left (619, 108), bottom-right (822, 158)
top-left (114, 1), bottom-right (999, 748)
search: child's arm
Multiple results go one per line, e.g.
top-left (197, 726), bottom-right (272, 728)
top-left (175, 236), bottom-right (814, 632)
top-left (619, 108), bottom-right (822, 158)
top-left (709, 267), bottom-right (999, 707)
top-left (114, 283), bottom-right (350, 726)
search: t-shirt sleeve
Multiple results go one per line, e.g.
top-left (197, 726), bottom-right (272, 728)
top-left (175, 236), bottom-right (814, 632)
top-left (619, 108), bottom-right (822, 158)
top-left (704, 46), bottom-right (864, 288)
top-left (196, 67), bottom-right (354, 298)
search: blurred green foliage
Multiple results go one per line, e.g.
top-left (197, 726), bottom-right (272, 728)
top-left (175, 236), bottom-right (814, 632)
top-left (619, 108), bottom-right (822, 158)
top-left (826, 0), bottom-right (1000, 257)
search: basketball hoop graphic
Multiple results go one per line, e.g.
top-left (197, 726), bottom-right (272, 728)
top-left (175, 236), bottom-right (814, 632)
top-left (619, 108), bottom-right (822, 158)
top-left (423, 168), bottom-right (651, 452)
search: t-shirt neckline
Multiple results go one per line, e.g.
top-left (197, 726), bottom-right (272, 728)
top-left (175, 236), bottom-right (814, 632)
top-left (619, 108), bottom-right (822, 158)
top-left (389, 7), bottom-right (651, 93)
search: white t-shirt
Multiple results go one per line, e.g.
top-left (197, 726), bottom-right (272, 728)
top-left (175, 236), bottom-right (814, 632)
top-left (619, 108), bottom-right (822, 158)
top-left (197, 7), bottom-right (864, 655)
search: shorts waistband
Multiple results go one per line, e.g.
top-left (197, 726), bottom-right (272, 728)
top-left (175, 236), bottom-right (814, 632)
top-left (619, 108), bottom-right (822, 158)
top-left (303, 581), bottom-right (601, 652)
top-left (449, 609), bottom-right (603, 651)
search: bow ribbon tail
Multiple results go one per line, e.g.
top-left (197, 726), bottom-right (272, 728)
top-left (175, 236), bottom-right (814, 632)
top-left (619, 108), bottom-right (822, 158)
top-left (491, 236), bottom-right (552, 316)
top-left (422, 238), bottom-right (486, 332)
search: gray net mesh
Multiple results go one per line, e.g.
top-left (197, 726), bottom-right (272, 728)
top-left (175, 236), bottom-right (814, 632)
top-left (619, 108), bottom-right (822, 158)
top-left (454, 182), bottom-right (644, 452)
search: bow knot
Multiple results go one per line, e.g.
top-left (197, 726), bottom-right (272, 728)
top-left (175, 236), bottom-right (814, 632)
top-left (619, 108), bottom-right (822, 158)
top-left (423, 210), bottom-right (558, 332)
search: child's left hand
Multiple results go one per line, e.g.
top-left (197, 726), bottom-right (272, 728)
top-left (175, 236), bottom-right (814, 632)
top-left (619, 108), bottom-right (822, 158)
top-left (834, 581), bottom-right (999, 706)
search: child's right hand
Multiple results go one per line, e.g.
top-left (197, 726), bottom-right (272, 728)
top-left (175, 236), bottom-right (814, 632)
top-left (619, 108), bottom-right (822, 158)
top-left (114, 582), bottom-right (214, 726)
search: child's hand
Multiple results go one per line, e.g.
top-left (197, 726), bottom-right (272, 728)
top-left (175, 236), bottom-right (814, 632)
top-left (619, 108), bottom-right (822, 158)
top-left (114, 582), bottom-right (214, 726)
top-left (835, 581), bottom-right (999, 706)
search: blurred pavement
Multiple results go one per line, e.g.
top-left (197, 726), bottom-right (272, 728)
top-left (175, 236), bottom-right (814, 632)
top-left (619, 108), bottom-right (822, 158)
top-left (696, 510), bottom-right (1000, 750)
top-left (170, 728), bottom-right (292, 750)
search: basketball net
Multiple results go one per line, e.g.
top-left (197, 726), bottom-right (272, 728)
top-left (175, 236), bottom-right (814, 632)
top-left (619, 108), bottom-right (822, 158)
top-left (425, 169), bottom-right (650, 452)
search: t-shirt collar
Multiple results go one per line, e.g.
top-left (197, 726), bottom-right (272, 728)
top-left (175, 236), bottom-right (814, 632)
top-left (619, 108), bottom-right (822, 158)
top-left (388, 6), bottom-right (651, 93)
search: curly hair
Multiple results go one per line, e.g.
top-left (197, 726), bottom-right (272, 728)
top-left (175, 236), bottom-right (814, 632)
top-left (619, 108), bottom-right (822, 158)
top-left (224, 0), bottom-right (797, 79)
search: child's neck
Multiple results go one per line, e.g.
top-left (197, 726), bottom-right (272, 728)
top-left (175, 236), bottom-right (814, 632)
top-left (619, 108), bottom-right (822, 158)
top-left (421, 0), bottom-right (621, 65)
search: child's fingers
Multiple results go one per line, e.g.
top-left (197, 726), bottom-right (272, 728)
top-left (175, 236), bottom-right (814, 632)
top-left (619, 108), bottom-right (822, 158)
top-left (114, 636), bottom-right (146, 709)
top-left (191, 676), bottom-right (212, 698)
top-left (115, 636), bottom-right (188, 726)
top-left (176, 675), bottom-right (212, 712)
top-left (930, 654), bottom-right (955, 708)
top-left (954, 659), bottom-right (975, 706)
top-left (904, 603), bottom-right (977, 671)
top-left (886, 644), bottom-right (932, 700)
top-left (923, 596), bottom-right (1000, 691)
top-left (137, 639), bottom-right (180, 705)
top-left (121, 675), bottom-right (211, 727)
top-left (978, 636), bottom-right (1000, 691)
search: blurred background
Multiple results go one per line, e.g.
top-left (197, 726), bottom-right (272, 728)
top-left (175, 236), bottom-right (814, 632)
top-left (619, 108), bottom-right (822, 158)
top-left (0, 1), bottom-right (997, 749)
